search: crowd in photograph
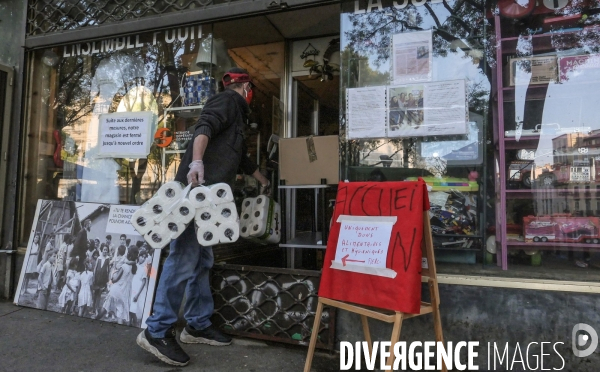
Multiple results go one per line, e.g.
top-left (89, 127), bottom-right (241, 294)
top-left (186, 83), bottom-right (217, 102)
top-left (389, 90), bottom-right (424, 130)
top-left (21, 219), bottom-right (155, 327)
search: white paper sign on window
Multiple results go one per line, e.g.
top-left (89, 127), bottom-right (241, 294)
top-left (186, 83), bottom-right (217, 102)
top-left (346, 86), bottom-right (388, 139)
top-left (97, 111), bottom-right (155, 158)
top-left (388, 79), bottom-right (468, 137)
top-left (331, 215), bottom-right (398, 278)
top-left (392, 30), bottom-right (433, 85)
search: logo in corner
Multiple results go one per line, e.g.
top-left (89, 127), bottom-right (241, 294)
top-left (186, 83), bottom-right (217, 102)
top-left (572, 323), bottom-right (598, 358)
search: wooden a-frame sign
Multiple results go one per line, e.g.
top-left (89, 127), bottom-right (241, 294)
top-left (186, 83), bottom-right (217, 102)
top-left (304, 181), bottom-right (447, 372)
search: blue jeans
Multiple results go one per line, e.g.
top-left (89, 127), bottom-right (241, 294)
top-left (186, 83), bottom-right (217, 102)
top-left (145, 224), bottom-right (214, 338)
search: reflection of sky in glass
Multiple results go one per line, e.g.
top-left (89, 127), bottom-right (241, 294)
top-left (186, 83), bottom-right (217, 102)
top-left (341, 3), bottom-right (489, 92)
top-left (531, 56), bottom-right (600, 167)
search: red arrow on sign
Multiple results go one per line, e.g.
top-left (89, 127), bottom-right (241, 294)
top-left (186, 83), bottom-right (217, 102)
top-left (342, 254), bottom-right (366, 266)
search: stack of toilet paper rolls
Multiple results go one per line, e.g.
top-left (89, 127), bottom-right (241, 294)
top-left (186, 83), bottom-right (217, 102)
top-left (239, 195), bottom-right (281, 244)
top-left (189, 183), bottom-right (240, 246)
top-left (131, 181), bottom-right (194, 249)
top-left (131, 182), bottom-right (241, 248)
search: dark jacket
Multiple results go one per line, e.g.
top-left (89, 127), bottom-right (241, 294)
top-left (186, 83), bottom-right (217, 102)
top-left (175, 89), bottom-right (257, 185)
top-left (92, 256), bottom-right (111, 290)
top-left (71, 227), bottom-right (88, 272)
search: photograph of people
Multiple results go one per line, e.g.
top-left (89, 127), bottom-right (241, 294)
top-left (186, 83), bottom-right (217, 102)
top-left (15, 200), bottom-right (157, 329)
top-left (388, 85), bottom-right (424, 135)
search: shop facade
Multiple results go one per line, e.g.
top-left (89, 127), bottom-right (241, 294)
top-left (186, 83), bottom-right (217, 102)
top-left (2, 0), bottom-right (600, 369)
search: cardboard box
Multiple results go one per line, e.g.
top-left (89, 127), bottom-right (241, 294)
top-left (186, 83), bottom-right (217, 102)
top-left (279, 135), bottom-right (339, 185)
top-left (509, 56), bottom-right (557, 86)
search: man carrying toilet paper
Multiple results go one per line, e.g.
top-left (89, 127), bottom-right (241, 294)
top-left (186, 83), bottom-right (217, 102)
top-left (137, 67), bottom-right (270, 367)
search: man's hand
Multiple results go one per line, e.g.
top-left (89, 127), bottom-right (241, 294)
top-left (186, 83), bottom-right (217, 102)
top-left (260, 180), bottom-right (272, 197)
top-left (187, 160), bottom-right (205, 186)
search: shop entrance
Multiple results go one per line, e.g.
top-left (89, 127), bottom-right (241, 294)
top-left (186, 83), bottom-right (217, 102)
top-left (208, 5), bottom-right (341, 268)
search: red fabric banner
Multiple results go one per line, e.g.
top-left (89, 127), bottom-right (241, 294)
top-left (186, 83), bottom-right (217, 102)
top-left (318, 180), bottom-right (430, 314)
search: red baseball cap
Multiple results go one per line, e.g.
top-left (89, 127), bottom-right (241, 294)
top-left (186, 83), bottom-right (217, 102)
top-left (222, 72), bottom-right (253, 87)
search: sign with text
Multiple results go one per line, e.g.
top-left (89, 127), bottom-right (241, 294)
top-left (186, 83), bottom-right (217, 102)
top-left (106, 205), bottom-right (139, 235)
top-left (319, 180), bottom-right (430, 314)
top-left (332, 215), bottom-right (397, 278)
top-left (13, 200), bottom-right (161, 329)
top-left (98, 111), bottom-right (154, 158)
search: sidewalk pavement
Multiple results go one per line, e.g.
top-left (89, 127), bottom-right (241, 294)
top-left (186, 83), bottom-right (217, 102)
top-left (0, 300), bottom-right (340, 372)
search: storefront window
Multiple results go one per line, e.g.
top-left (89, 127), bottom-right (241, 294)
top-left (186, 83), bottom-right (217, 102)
top-left (340, 0), bottom-right (600, 280)
top-left (340, 0), bottom-right (490, 275)
top-left (491, 0), bottom-right (600, 280)
top-left (20, 22), bottom-right (285, 247)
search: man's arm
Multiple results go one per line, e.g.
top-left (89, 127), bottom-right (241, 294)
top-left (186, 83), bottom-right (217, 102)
top-left (251, 169), bottom-right (269, 189)
top-left (187, 134), bottom-right (209, 186)
top-left (192, 134), bottom-right (209, 162)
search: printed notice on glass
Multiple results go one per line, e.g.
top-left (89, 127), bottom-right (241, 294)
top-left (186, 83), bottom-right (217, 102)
top-left (331, 215), bottom-right (398, 278)
top-left (98, 111), bottom-right (155, 158)
top-left (392, 30), bottom-right (433, 84)
top-left (388, 79), bottom-right (468, 138)
top-left (346, 87), bottom-right (387, 139)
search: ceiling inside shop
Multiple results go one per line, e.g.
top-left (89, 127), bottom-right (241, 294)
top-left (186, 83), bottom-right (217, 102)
top-left (219, 4), bottom-right (340, 111)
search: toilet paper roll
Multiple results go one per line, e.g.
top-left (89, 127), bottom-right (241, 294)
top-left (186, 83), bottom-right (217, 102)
top-left (239, 220), bottom-right (252, 238)
top-left (252, 196), bottom-right (270, 221)
top-left (248, 219), bottom-right (268, 238)
top-left (189, 186), bottom-right (213, 209)
top-left (253, 195), bottom-right (269, 211)
top-left (215, 202), bottom-right (238, 224)
top-left (144, 224), bottom-right (171, 249)
top-left (218, 221), bottom-right (240, 244)
top-left (196, 223), bottom-right (220, 246)
top-left (240, 208), bottom-right (253, 225)
top-left (208, 183), bottom-right (234, 205)
top-left (155, 181), bottom-right (184, 203)
top-left (131, 208), bottom-right (157, 235)
top-left (241, 197), bottom-right (256, 214)
top-left (144, 198), bottom-right (167, 221)
top-left (161, 214), bottom-right (186, 239)
top-left (171, 199), bottom-right (195, 224)
top-left (195, 207), bottom-right (218, 226)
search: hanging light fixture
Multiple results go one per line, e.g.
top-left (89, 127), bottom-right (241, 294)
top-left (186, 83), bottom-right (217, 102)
top-left (196, 33), bottom-right (218, 71)
top-left (196, 34), bottom-right (236, 75)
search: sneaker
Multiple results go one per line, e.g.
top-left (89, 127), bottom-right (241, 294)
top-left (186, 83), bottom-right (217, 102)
top-left (180, 324), bottom-right (232, 346)
top-left (136, 328), bottom-right (190, 366)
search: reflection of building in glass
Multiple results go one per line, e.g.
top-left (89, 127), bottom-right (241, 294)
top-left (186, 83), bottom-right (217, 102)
top-left (531, 129), bottom-right (600, 217)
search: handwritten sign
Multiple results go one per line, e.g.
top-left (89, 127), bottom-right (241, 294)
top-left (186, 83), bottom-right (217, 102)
top-left (319, 181), bottom-right (429, 314)
top-left (332, 215), bottom-right (397, 278)
top-left (98, 111), bottom-right (154, 158)
top-left (347, 87), bottom-right (387, 139)
top-left (106, 205), bottom-right (139, 236)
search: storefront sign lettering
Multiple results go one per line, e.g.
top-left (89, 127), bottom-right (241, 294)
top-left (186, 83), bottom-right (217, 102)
top-left (62, 25), bottom-right (203, 58)
top-left (353, 0), bottom-right (443, 13)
